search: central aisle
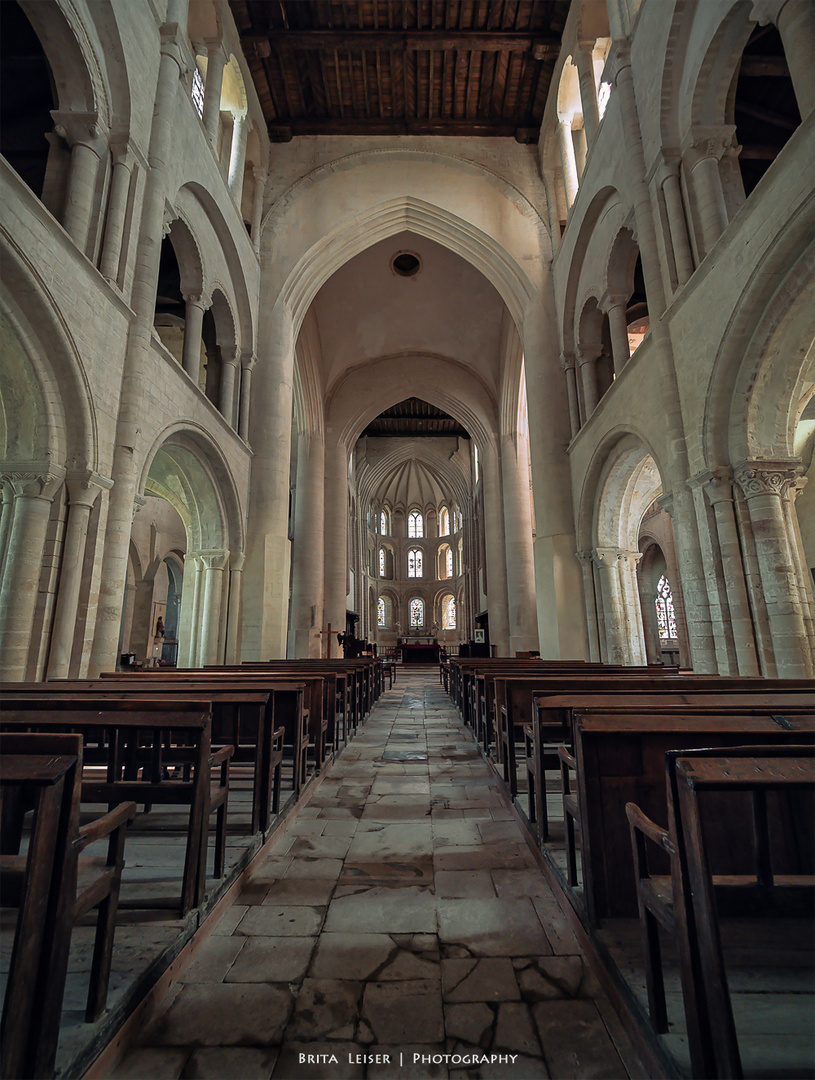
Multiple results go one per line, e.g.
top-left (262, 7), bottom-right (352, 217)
top-left (112, 671), bottom-right (643, 1080)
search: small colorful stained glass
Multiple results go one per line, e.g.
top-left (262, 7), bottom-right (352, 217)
top-left (655, 575), bottom-right (677, 640)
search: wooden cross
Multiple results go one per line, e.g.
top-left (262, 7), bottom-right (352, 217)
top-left (317, 623), bottom-right (333, 658)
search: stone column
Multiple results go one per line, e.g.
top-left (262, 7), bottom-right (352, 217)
top-left (610, 41), bottom-right (718, 670)
top-left (51, 111), bottom-right (107, 255)
top-left (735, 461), bottom-right (813, 676)
top-left (682, 129), bottom-right (734, 257)
top-left (224, 552), bottom-right (244, 663)
top-left (251, 167), bottom-right (267, 255)
top-left (575, 40), bottom-right (601, 145)
top-left (201, 41), bottom-right (227, 149)
top-left (197, 550), bottom-right (229, 665)
top-left (0, 479), bottom-right (15, 586)
top-left (602, 294), bottom-right (631, 376)
top-left (46, 472), bottom-right (110, 680)
top-left (543, 170), bottom-right (562, 247)
top-left (658, 156), bottom-right (694, 286)
top-left (242, 301), bottom-right (295, 659)
top-left (560, 352), bottom-right (580, 437)
top-left (181, 292), bottom-right (210, 380)
top-left (576, 551), bottom-right (601, 660)
top-left (481, 442), bottom-right (510, 656)
top-left (89, 8), bottom-right (190, 677)
top-left (704, 469), bottom-right (760, 675)
top-left (523, 302), bottom-right (588, 658)
top-left (619, 549), bottom-right (646, 663)
top-left (501, 433), bottom-right (539, 655)
top-left (783, 477), bottom-right (815, 655)
top-left (556, 117), bottom-right (579, 207)
top-left (228, 113), bottom-right (249, 200)
top-left (177, 552), bottom-right (200, 668)
top-left (593, 547), bottom-right (628, 664)
top-left (238, 351), bottom-right (256, 442)
top-left (219, 344), bottom-right (240, 425)
top-left (291, 429), bottom-right (326, 658)
top-left (751, 0), bottom-right (814, 118)
top-left (99, 143), bottom-right (134, 283)
top-left (577, 348), bottom-right (599, 418)
top-left (323, 442), bottom-right (349, 652)
top-left (0, 467), bottom-right (65, 680)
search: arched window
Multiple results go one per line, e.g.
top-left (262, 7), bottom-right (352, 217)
top-left (457, 538), bottom-right (463, 574)
top-left (655, 575), bottom-right (677, 640)
top-left (439, 507), bottom-right (450, 536)
top-left (380, 510), bottom-right (388, 535)
top-left (379, 548), bottom-right (385, 577)
top-left (442, 595), bottom-right (456, 630)
top-left (408, 510), bottom-right (424, 538)
top-left (409, 597), bottom-right (424, 629)
top-left (446, 547), bottom-right (453, 578)
top-left (377, 597), bottom-right (386, 626)
top-left (407, 548), bottom-right (423, 578)
top-left (191, 64), bottom-right (205, 117)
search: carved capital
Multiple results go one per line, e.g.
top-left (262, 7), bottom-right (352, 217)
top-left (182, 291), bottom-right (211, 311)
top-left (220, 344), bottom-right (241, 367)
top-left (65, 469), bottom-right (113, 509)
top-left (598, 290), bottom-right (629, 314)
top-left (132, 493), bottom-right (148, 521)
top-left (592, 546), bottom-right (623, 569)
top-left (1, 462), bottom-right (66, 501)
top-left (605, 41), bottom-right (632, 86)
top-left (734, 460), bottom-right (802, 499)
top-left (575, 550), bottom-right (593, 566)
top-left (230, 551), bottom-right (246, 573)
top-left (559, 351), bottom-right (576, 372)
top-left (51, 110), bottom-right (108, 156)
top-left (199, 549), bottom-right (230, 571)
top-left (750, 0), bottom-right (789, 26)
top-left (241, 350), bottom-right (258, 372)
top-left (681, 126), bottom-right (738, 169)
top-left (159, 23), bottom-right (190, 75)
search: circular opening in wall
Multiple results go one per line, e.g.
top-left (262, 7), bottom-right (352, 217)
top-left (391, 251), bottom-right (421, 277)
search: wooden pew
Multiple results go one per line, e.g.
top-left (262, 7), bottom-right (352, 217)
top-left (1, 733), bottom-right (137, 1080)
top-left (562, 709), bottom-right (814, 925)
top-left (85, 675), bottom-right (309, 823)
top-left (1, 699), bottom-right (223, 915)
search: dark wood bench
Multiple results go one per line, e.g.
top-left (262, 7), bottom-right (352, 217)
top-left (1, 699), bottom-right (226, 916)
top-left (1, 733), bottom-right (136, 1080)
top-left (627, 744), bottom-right (815, 1079)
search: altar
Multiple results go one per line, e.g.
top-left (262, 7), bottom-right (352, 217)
top-left (400, 643), bottom-right (440, 664)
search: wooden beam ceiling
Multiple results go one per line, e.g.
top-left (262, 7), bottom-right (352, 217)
top-left (229, 0), bottom-right (569, 142)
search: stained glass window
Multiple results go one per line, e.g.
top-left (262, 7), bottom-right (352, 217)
top-left (408, 511), bottom-right (423, 538)
top-left (442, 596), bottom-right (456, 630)
top-left (379, 548), bottom-right (385, 577)
top-left (446, 548), bottom-right (453, 578)
top-left (380, 511), bottom-right (387, 535)
top-left (655, 575), bottom-right (677, 640)
top-left (439, 507), bottom-right (450, 536)
top-left (377, 597), bottom-right (386, 627)
top-left (191, 66), bottom-right (205, 118)
top-left (410, 598), bottom-right (424, 628)
top-left (407, 549), bottom-right (422, 578)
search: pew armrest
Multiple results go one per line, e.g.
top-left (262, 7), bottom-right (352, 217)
top-left (74, 801), bottom-right (137, 853)
top-left (625, 802), bottom-right (676, 857)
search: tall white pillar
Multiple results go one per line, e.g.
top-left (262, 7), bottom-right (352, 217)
top-left (593, 547), bottom-right (627, 664)
top-left (182, 292), bottom-right (210, 380)
top-left (501, 433), bottom-right (539, 655)
top-left (0, 467), bottom-right (65, 680)
top-left (251, 167), bottom-right (267, 255)
top-left (578, 348), bottom-right (599, 418)
top-left (784, 477), bottom-right (815, 656)
top-left (291, 429), bottom-right (326, 658)
top-left (224, 552), bottom-right (244, 663)
top-left (201, 41), bottom-right (227, 149)
top-left (682, 129), bottom-right (734, 257)
top-left (479, 442), bottom-right (509, 657)
top-left (602, 295), bottom-right (630, 375)
top-left (735, 462), bottom-right (813, 677)
top-left (556, 118), bottom-right (579, 207)
top-left (751, 0), bottom-right (815, 118)
top-left (89, 8), bottom-right (190, 677)
top-left (0, 479), bottom-right (15, 587)
top-left (197, 550), bottom-right (229, 665)
top-left (238, 351), bottom-right (256, 442)
top-left (46, 472), bottom-right (110, 680)
top-left (241, 302), bottom-right (295, 659)
top-left (575, 41), bottom-right (601, 145)
top-left (560, 352), bottom-right (580, 438)
top-left (523, 302), bottom-right (588, 658)
top-left (704, 470), bottom-right (760, 676)
top-left (219, 344), bottom-right (240, 425)
top-left (51, 111), bottom-right (107, 256)
top-left (99, 143), bottom-right (134, 283)
top-left (323, 442), bottom-right (349, 651)
top-left (619, 549), bottom-right (646, 663)
top-left (658, 157), bottom-right (695, 286)
top-left (543, 170), bottom-right (562, 248)
top-left (177, 552), bottom-right (199, 668)
top-left (228, 113), bottom-right (249, 201)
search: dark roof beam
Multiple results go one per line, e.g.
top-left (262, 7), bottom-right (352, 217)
top-left (242, 29), bottom-right (560, 54)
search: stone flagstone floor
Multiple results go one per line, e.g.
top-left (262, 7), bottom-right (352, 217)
top-left (109, 671), bottom-right (646, 1080)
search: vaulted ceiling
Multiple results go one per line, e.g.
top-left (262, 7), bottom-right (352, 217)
top-left (228, 0), bottom-right (569, 141)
